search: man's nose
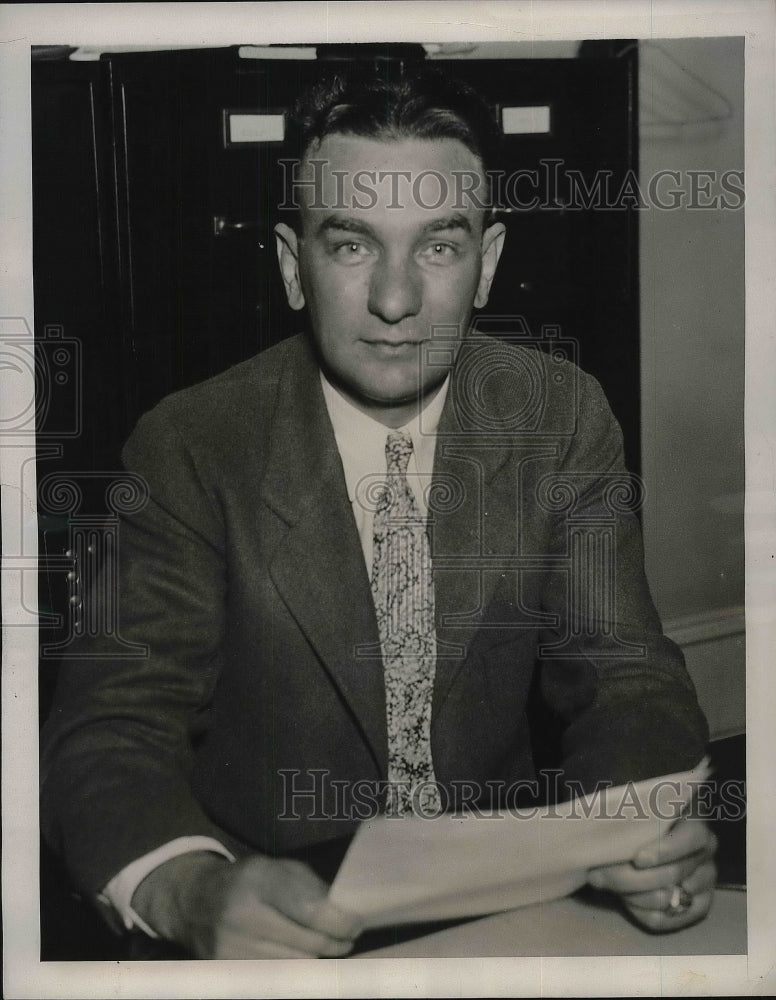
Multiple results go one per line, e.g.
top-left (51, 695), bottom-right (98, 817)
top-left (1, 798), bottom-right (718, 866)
top-left (367, 255), bottom-right (422, 324)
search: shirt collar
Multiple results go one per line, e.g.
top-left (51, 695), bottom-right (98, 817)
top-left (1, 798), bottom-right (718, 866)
top-left (320, 370), bottom-right (450, 502)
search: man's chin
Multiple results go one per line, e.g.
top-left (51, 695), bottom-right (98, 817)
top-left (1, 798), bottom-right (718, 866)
top-left (354, 376), bottom-right (448, 411)
top-left (324, 368), bottom-right (449, 422)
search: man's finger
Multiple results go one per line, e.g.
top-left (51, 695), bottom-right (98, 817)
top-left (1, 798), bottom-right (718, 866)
top-left (254, 858), bottom-right (363, 941)
top-left (620, 859), bottom-right (717, 911)
top-left (215, 896), bottom-right (356, 957)
top-left (632, 817), bottom-right (716, 868)
top-left (588, 848), bottom-right (711, 894)
top-left (622, 888), bottom-right (714, 933)
top-left (300, 895), bottom-right (364, 942)
top-left (213, 929), bottom-right (321, 960)
top-left (197, 857), bottom-right (358, 958)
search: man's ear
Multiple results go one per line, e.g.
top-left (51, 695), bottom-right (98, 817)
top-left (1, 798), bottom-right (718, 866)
top-left (274, 222), bottom-right (306, 311)
top-left (474, 221), bottom-right (506, 309)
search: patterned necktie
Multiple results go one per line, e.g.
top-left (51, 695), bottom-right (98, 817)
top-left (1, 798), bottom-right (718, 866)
top-left (371, 430), bottom-right (442, 817)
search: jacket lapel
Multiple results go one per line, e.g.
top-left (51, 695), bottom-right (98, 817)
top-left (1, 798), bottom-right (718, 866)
top-left (260, 337), bottom-right (387, 776)
top-left (430, 342), bottom-right (514, 726)
top-left (258, 334), bottom-right (525, 763)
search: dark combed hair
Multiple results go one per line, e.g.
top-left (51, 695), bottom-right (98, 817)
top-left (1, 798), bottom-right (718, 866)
top-left (281, 66), bottom-right (503, 217)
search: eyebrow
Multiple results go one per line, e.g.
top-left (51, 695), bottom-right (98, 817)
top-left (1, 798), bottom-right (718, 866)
top-left (422, 215), bottom-right (473, 235)
top-left (316, 213), bottom-right (474, 239)
top-left (317, 216), bottom-right (375, 238)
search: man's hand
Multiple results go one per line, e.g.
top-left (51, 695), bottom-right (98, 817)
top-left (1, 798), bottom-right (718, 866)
top-left (131, 851), bottom-right (362, 958)
top-left (587, 818), bottom-right (717, 932)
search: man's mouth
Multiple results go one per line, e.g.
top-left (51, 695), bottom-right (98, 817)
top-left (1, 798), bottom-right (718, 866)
top-left (362, 338), bottom-right (423, 352)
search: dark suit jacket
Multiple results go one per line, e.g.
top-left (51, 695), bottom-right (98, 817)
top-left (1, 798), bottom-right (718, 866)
top-left (41, 332), bottom-right (708, 896)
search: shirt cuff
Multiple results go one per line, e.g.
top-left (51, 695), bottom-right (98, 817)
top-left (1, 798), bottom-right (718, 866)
top-left (99, 836), bottom-right (236, 938)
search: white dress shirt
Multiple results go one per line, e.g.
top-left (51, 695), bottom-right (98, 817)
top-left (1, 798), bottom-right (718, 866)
top-left (101, 369), bottom-right (450, 937)
top-left (319, 370), bottom-right (449, 570)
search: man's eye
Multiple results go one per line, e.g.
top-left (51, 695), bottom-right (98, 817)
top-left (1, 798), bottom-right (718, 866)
top-left (332, 241), bottom-right (372, 260)
top-left (421, 242), bottom-right (458, 261)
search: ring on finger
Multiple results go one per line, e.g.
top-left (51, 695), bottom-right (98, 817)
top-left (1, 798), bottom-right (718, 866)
top-left (666, 884), bottom-right (693, 916)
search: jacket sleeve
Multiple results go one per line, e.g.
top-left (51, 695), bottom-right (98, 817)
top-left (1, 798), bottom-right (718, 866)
top-left (40, 404), bottom-right (237, 896)
top-left (535, 370), bottom-right (709, 796)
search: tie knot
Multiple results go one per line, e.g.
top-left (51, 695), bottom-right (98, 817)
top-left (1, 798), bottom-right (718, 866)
top-left (385, 430), bottom-right (413, 476)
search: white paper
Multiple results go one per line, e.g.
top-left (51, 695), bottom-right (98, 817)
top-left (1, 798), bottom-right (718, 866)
top-left (329, 759), bottom-right (710, 928)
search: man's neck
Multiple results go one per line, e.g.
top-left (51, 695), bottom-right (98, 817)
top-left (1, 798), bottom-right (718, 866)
top-left (323, 378), bottom-right (449, 429)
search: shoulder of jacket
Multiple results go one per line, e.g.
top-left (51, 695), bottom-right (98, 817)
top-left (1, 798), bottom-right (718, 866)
top-left (454, 333), bottom-right (597, 429)
top-left (141, 335), bottom-right (308, 432)
top-left (126, 335), bottom-right (308, 470)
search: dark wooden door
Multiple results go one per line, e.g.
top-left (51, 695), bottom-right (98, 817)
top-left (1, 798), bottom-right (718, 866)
top-left (446, 50), bottom-right (640, 472)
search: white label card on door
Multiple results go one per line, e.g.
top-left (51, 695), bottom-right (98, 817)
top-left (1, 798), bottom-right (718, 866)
top-left (225, 113), bottom-right (285, 145)
top-left (501, 106), bottom-right (551, 135)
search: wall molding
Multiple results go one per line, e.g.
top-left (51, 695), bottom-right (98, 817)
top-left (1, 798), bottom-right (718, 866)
top-left (663, 605), bottom-right (746, 648)
top-left (661, 605), bottom-right (746, 741)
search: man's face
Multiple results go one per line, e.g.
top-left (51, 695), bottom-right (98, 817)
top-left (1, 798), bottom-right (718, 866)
top-left (275, 133), bottom-right (505, 426)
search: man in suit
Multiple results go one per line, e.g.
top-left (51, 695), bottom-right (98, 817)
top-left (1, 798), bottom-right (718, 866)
top-left (41, 68), bottom-right (716, 959)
